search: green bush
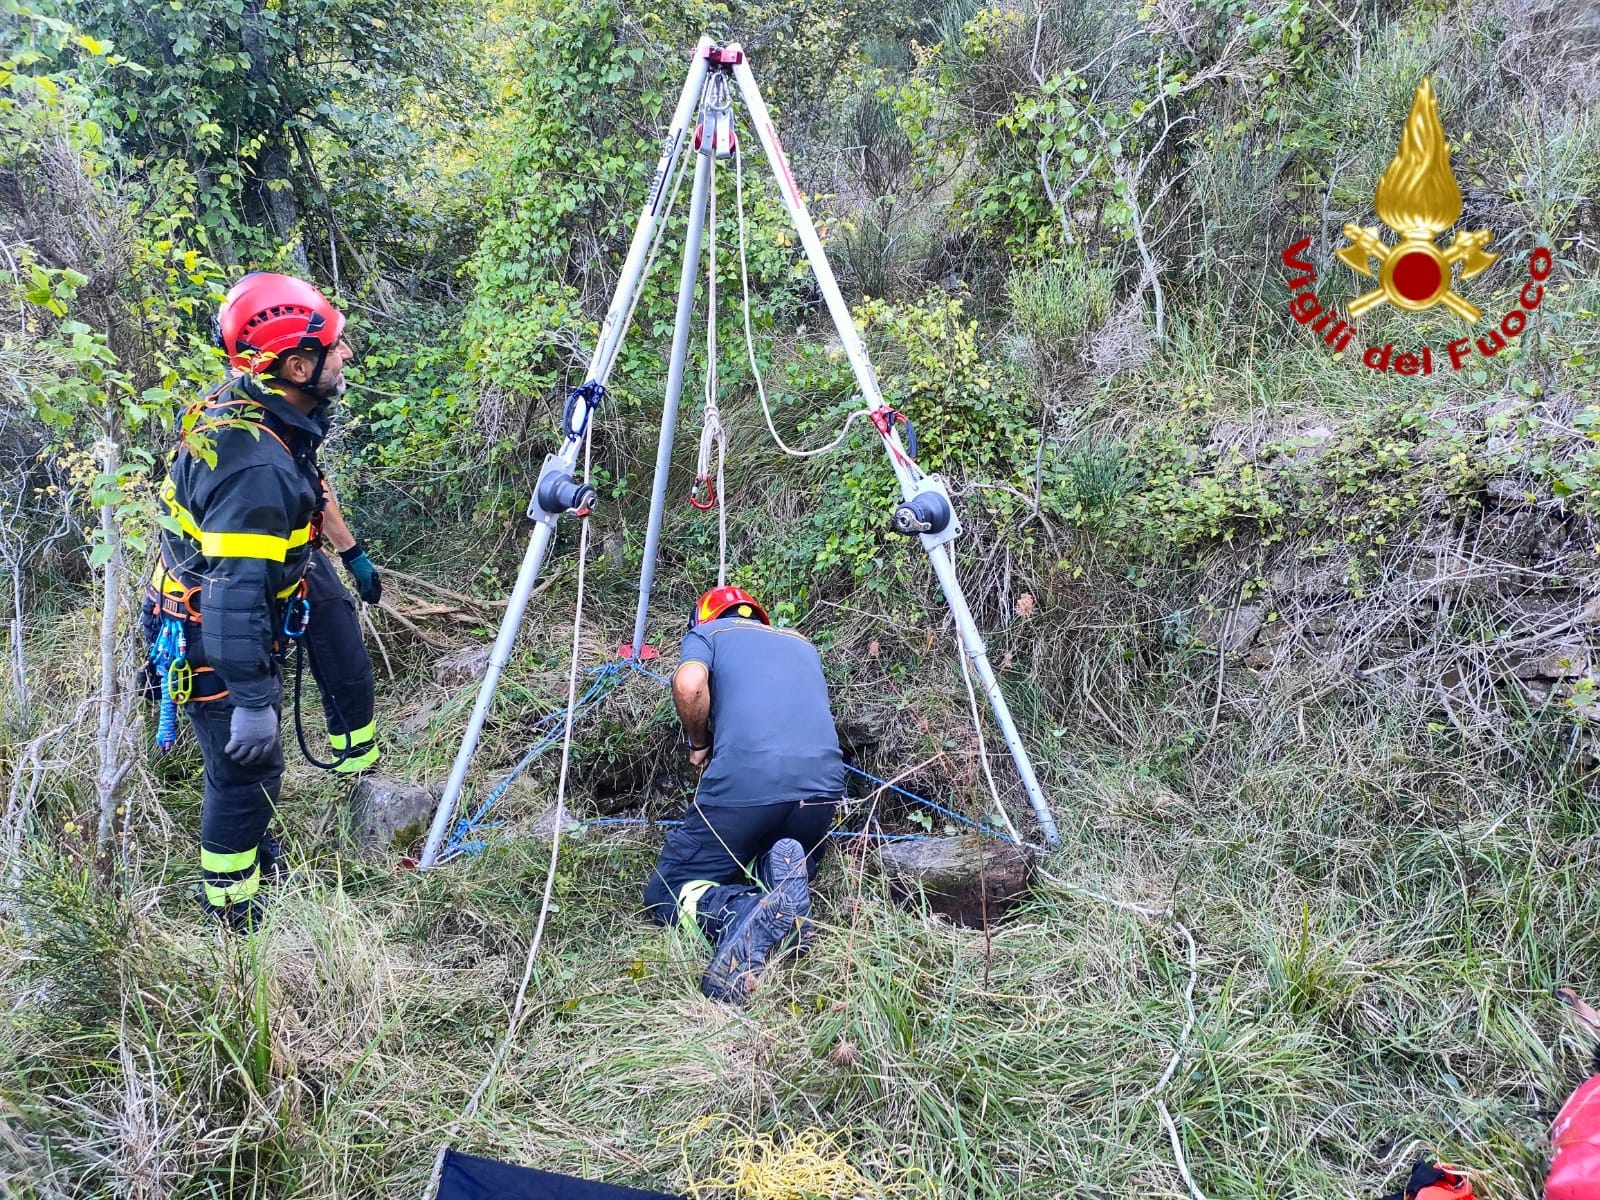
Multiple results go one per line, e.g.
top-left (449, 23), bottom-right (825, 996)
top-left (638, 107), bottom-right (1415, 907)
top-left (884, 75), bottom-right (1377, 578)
top-left (748, 288), bottom-right (1038, 607)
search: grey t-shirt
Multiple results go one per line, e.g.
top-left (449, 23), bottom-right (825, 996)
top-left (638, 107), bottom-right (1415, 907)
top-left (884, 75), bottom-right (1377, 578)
top-left (677, 617), bottom-right (844, 806)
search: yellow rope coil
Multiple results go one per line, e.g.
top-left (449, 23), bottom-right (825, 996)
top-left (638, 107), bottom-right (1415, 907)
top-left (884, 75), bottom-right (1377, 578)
top-left (676, 1117), bottom-right (924, 1200)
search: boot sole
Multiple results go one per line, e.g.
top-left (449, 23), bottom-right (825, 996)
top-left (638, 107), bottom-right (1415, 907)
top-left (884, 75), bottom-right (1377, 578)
top-left (701, 839), bottom-right (810, 1002)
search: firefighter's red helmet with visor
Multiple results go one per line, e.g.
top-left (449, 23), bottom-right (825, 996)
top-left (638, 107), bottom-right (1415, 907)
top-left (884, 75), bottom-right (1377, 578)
top-left (217, 272), bottom-right (346, 374)
top-left (693, 585), bottom-right (770, 627)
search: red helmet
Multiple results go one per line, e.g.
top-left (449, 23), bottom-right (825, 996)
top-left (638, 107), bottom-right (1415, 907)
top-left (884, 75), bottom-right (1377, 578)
top-left (693, 585), bottom-right (769, 627)
top-left (217, 272), bottom-right (345, 374)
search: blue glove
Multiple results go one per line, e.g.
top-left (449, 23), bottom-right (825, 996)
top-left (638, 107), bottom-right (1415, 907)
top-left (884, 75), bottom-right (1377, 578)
top-left (224, 705), bottom-right (280, 766)
top-left (339, 542), bottom-right (382, 603)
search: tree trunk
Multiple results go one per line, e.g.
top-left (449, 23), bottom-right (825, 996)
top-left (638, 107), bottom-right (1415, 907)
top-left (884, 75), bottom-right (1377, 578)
top-left (92, 437), bottom-right (131, 883)
top-left (260, 138), bottom-right (310, 273)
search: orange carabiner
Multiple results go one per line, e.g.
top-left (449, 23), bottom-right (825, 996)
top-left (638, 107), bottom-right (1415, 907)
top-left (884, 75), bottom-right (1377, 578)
top-left (688, 476), bottom-right (717, 510)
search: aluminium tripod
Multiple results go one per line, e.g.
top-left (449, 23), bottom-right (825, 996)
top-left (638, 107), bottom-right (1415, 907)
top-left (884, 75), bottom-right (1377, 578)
top-left (417, 38), bottom-right (1060, 868)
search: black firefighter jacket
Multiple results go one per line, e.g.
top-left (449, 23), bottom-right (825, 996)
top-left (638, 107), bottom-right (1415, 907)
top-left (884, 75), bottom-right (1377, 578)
top-left (156, 377), bottom-right (328, 710)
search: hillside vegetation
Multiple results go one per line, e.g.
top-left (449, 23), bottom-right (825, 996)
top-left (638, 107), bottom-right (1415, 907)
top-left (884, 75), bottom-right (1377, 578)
top-left (3, 0), bottom-right (1600, 1196)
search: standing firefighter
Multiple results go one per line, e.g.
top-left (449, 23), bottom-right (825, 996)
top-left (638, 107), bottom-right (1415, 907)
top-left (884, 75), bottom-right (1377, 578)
top-left (644, 586), bottom-right (845, 1001)
top-left (144, 272), bottom-right (380, 930)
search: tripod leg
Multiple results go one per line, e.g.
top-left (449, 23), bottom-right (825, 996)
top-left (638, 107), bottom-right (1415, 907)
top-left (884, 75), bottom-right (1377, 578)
top-left (590, 41), bottom-right (713, 385)
top-left (419, 44), bottom-right (714, 870)
top-left (631, 142), bottom-right (716, 658)
top-left (730, 52), bottom-right (1060, 845)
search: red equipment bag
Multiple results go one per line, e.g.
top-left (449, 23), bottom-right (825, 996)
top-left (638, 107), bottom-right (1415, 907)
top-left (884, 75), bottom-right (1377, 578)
top-left (1381, 1162), bottom-right (1474, 1200)
top-left (1550, 987), bottom-right (1600, 1199)
top-left (1549, 1071), bottom-right (1600, 1199)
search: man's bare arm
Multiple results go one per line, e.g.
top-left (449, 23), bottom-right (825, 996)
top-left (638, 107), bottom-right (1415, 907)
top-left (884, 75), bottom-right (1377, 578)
top-left (673, 662), bottom-right (711, 767)
top-left (319, 477), bottom-right (357, 553)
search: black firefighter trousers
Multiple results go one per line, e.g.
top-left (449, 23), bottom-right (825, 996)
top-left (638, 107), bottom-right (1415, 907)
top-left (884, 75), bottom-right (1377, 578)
top-left (301, 549), bottom-right (377, 770)
top-left (146, 549), bottom-right (376, 913)
top-left (643, 797), bottom-right (837, 941)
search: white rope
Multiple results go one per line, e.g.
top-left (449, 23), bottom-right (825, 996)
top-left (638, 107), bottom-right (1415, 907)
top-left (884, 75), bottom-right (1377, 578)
top-left (733, 135), bottom-right (870, 458)
top-left (945, 535), bottom-right (1206, 1200)
top-left (698, 143), bottom-right (729, 587)
top-left (950, 622), bottom-right (1025, 846)
top-left (422, 417), bottom-right (599, 1200)
top-left (1038, 864), bottom-right (1206, 1200)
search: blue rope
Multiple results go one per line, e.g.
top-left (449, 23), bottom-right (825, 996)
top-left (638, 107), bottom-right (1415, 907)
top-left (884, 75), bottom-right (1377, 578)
top-left (625, 658), bottom-right (675, 686)
top-left (842, 763), bottom-right (1011, 841)
top-left (439, 662), bottom-right (628, 860)
top-left (147, 618), bottom-right (188, 751)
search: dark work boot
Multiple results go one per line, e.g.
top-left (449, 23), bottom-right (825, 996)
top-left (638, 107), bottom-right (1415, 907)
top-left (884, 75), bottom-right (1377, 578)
top-left (199, 893), bottom-right (266, 934)
top-left (701, 839), bottom-right (810, 1003)
top-left (257, 830), bottom-right (290, 886)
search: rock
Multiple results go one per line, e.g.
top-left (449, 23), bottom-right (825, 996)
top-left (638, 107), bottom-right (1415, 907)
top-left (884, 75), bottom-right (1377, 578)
top-left (349, 776), bottom-right (438, 856)
top-left (1486, 477), bottom-right (1536, 507)
top-left (1197, 605), bottom-right (1262, 653)
top-left (877, 836), bottom-right (1037, 927)
top-left (1507, 643), bottom-right (1591, 680)
top-left (531, 802), bottom-right (583, 839)
top-left (1243, 621), bottom-right (1292, 669)
top-left (397, 696), bottom-right (443, 736)
top-left (836, 705), bottom-right (894, 755)
top-left (433, 645), bottom-right (492, 688)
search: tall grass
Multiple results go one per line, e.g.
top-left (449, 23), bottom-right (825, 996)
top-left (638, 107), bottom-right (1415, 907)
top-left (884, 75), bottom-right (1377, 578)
top-left (2, 593), bottom-right (1593, 1197)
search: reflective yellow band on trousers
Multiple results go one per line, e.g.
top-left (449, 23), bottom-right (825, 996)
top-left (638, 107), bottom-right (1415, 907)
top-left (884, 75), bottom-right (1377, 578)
top-left (331, 722), bottom-right (380, 772)
top-left (203, 865), bottom-right (261, 907)
top-left (201, 846), bottom-right (258, 874)
top-left (329, 722), bottom-right (376, 749)
top-left (676, 879), bottom-right (718, 931)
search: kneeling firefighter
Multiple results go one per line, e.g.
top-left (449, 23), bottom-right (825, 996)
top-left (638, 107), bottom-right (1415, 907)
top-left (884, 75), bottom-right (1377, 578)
top-left (143, 272), bottom-right (380, 930)
top-left (644, 586), bottom-right (844, 1001)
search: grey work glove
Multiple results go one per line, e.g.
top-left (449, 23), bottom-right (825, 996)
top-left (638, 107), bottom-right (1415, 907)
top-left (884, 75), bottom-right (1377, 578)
top-left (224, 705), bottom-right (280, 766)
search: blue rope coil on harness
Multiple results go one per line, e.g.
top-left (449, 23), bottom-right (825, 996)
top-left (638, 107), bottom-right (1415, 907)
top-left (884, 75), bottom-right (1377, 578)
top-left (147, 617), bottom-right (191, 751)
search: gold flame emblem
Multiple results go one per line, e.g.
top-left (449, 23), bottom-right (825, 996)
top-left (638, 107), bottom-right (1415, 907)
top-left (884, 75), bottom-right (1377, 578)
top-left (1337, 79), bottom-right (1497, 322)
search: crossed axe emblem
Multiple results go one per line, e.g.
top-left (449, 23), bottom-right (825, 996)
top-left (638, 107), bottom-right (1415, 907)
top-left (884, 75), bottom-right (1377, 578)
top-left (1337, 225), bottom-right (1498, 323)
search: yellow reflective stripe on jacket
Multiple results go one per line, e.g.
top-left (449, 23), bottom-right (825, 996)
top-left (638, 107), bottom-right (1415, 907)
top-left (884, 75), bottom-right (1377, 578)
top-left (164, 468), bottom-right (313, 563)
top-left (197, 525), bottom-right (313, 562)
top-left (163, 484), bottom-right (203, 542)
